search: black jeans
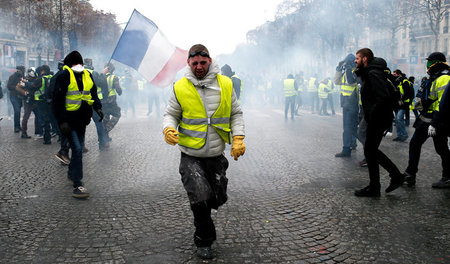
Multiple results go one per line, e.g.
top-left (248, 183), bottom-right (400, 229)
top-left (179, 153), bottom-right (229, 247)
top-left (405, 122), bottom-right (450, 179)
top-left (364, 116), bottom-right (402, 190)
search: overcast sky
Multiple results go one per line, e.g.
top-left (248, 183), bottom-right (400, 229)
top-left (89, 0), bottom-right (283, 56)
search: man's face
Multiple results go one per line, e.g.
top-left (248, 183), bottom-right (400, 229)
top-left (355, 53), bottom-right (364, 68)
top-left (355, 53), bottom-right (367, 68)
top-left (393, 72), bottom-right (399, 77)
top-left (188, 55), bottom-right (211, 79)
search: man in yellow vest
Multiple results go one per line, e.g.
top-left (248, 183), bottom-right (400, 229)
top-left (53, 51), bottom-right (103, 199)
top-left (163, 44), bottom-right (245, 260)
top-left (284, 74), bottom-right (298, 120)
top-left (307, 74), bottom-right (319, 113)
top-left (100, 62), bottom-right (122, 133)
top-left (392, 69), bottom-right (413, 142)
top-left (402, 52), bottom-right (450, 188)
top-left (334, 54), bottom-right (359, 157)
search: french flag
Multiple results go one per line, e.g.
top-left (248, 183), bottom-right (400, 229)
top-left (110, 9), bottom-right (187, 87)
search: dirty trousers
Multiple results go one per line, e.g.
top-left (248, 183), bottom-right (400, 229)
top-left (179, 153), bottom-right (229, 247)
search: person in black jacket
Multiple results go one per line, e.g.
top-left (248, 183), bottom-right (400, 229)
top-left (353, 48), bottom-right (404, 197)
top-left (53, 51), bottom-right (103, 199)
top-left (392, 69), bottom-right (413, 142)
top-left (7, 66), bottom-right (25, 132)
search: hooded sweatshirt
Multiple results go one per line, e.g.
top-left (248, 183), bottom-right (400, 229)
top-left (163, 61), bottom-right (245, 158)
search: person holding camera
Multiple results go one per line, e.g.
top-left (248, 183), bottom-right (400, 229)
top-left (334, 54), bottom-right (359, 157)
top-left (17, 67), bottom-right (43, 139)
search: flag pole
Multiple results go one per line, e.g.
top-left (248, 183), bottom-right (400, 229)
top-left (108, 9), bottom-right (137, 65)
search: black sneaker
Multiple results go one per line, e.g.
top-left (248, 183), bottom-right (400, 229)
top-left (197, 246), bottom-right (213, 260)
top-left (359, 159), bottom-right (368, 167)
top-left (82, 146), bottom-right (89, 153)
top-left (431, 178), bottom-right (450, 189)
top-left (386, 174), bottom-right (405, 193)
top-left (354, 186), bottom-right (380, 197)
top-left (72, 186), bottom-right (90, 199)
top-left (335, 152), bottom-right (351, 157)
top-left (21, 133), bottom-right (31, 139)
top-left (403, 172), bottom-right (416, 186)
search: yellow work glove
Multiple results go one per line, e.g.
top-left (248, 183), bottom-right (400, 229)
top-left (163, 127), bottom-right (178, 145)
top-left (230, 135), bottom-right (245, 161)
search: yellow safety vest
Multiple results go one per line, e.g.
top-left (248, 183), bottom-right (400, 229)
top-left (318, 83), bottom-right (328, 99)
top-left (63, 65), bottom-right (94, 111)
top-left (35, 74), bottom-right (53, 100)
top-left (283, 78), bottom-right (296, 97)
top-left (398, 78), bottom-right (412, 103)
top-left (174, 74), bottom-right (232, 149)
top-left (86, 69), bottom-right (103, 100)
top-left (340, 73), bottom-right (357, 97)
top-left (106, 73), bottom-right (117, 97)
top-left (429, 74), bottom-right (450, 112)
top-left (327, 80), bottom-right (333, 94)
top-left (308, 77), bottom-right (317, 92)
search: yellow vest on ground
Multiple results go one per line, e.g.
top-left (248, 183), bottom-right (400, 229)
top-left (174, 74), bottom-right (232, 149)
top-left (283, 78), bottom-right (296, 97)
top-left (63, 65), bottom-right (94, 111)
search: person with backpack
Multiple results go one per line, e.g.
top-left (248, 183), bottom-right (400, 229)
top-left (403, 52), bottom-right (450, 188)
top-left (32, 65), bottom-right (54, 144)
top-left (392, 69), bottom-right (413, 142)
top-left (353, 48), bottom-right (404, 197)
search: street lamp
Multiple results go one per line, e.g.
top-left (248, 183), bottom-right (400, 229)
top-left (37, 44), bottom-right (42, 66)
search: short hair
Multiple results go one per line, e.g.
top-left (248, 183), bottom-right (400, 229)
top-left (104, 62), bottom-right (115, 73)
top-left (40, 65), bottom-right (50, 74)
top-left (393, 69), bottom-right (402, 75)
top-left (356, 48), bottom-right (374, 63)
top-left (188, 44), bottom-right (209, 58)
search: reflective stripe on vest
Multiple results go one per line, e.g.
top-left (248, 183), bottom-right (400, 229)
top-left (35, 74), bottom-right (53, 100)
top-left (318, 83), bottom-right (328, 99)
top-left (106, 73), bottom-right (117, 97)
top-left (86, 69), bottom-right (103, 100)
top-left (63, 65), bottom-right (94, 111)
top-left (429, 75), bottom-right (450, 112)
top-left (340, 74), bottom-right (357, 96)
top-left (308, 78), bottom-right (317, 92)
top-left (174, 74), bottom-right (232, 149)
top-left (283, 78), bottom-right (296, 97)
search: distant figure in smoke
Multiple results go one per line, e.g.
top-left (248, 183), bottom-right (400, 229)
top-left (101, 62), bottom-right (122, 133)
top-left (294, 72), bottom-right (304, 115)
top-left (221, 64), bottom-right (242, 101)
top-left (146, 80), bottom-right (161, 117)
top-left (121, 69), bottom-right (138, 118)
top-left (318, 77), bottom-right (330, 116)
top-left (53, 50), bottom-right (103, 198)
top-left (353, 48), bottom-right (404, 197)
top-left (307, 74), bottom-right (319, 113)
top-left (334, 54), bottom-right (359, 157)
top-left (163, 44), bottom-right (245, 260)
top-left (85, 58), bottom-right (110, 150)
top-left (283, 74), bottom-right (298, 120)
top-left (18, 67), bottom-right (43, 139)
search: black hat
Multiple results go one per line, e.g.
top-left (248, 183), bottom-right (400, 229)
top-left (63, 50), bottom-right (83, 67)
top-left (426, 52), bottom-right (446, 62)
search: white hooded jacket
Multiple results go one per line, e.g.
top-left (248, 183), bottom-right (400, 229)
top-left (163, 61), bottom-right (245, 158)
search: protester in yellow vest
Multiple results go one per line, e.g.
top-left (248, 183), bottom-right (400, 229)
top-left (101, 62), bottom-right (122, 133)
top-left (52, 50), bottom-right (103, 199)
top-left (283, 74), bottom-right (298, 120)
top-left (318, 78), bottom-right (330, 115)
top-left (163, 44), bottom-right (245, 260)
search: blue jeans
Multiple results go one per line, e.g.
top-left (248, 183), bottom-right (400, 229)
top-left (395, 109), bottom-right (408, 139)
top-left (92, 111), bottom-right (109, 147)
top-left (68, 127), bottom-right (86, 188)
top-left (342, 106), bottom-right (359, 153)
top-left (9, 95), bottom-right (22, 130)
